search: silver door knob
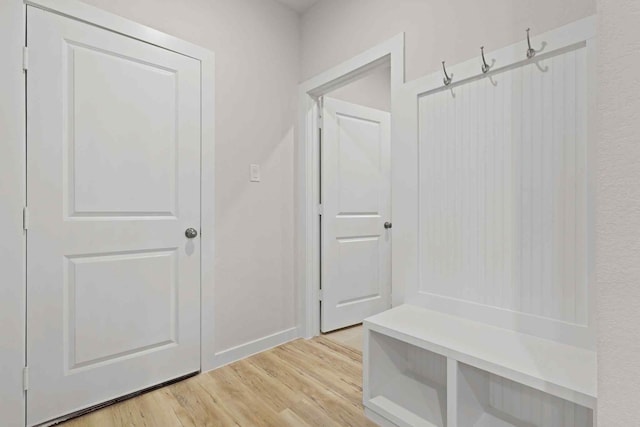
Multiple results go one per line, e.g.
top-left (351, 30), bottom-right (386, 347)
top-left (384, 222), bottom-right (392, 229)
top-left (185, 228), bottom-right (198, 239)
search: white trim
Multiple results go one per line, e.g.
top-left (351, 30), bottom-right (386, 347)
top-left (25, 0), bottom-right (212, 60)
top-left (0, 1), bottom-right (27, 425)
top-left (6, 0), bottom-right (215, 409)
top-left (364, 408), bottom-right (397, 427)
top-left (209, 327), bottom-right (300, 370)
top-left (198, 34), bottom-right (217, 374)
top-left (297, 34), bottom-right (405, 338)
top-left (396, 16), bottom-right (597, 349)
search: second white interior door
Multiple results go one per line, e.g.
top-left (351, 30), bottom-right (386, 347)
top-left (321, 97), bottom-right (392, 332)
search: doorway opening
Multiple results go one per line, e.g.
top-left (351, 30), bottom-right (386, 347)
top-left (297, 34), bottom-right (405, 339)
top-left (319, 66), bottom-right (392, 333)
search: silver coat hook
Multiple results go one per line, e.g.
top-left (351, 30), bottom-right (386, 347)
top-left (442, 61), bottom-right (452, 86)
top-left (526, 28), bottom-right (536, 59)
top-left (481, 46), bottom-right (491, 73)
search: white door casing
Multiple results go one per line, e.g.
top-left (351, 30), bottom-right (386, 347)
top-left (27, 7), bottom-right (201, 425)
top-left (297, 34), bottom-right (404, 338)
top-left (320, 98), bottom-right (391, 333)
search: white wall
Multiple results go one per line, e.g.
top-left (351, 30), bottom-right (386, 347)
top-left (328, 65), bottom-right (391, 111)
top-left (69, 0), bottom-right (300, 356)
top-left (0, 2), bottom-right (26, 426)
top-left (302, 0), bottom-right (595, 82)
top-left (596, 0), bottom-right (640, 424)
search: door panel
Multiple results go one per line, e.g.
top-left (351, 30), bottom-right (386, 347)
top-left (70, 43), bottom-right (178, 216)
top-left (321, 98), bottom-right (391, 333)
top-left (26, 7), bottom-right (201, 425)
top-left (69, 249), bottom-right (178, 368)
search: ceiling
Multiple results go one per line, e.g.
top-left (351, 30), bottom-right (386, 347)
top-left (274, 0), bottom-right (321, 13)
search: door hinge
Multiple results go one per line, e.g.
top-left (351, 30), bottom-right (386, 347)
top-left (318, 289), bottom-right (323, 301)
top-left (22, 46), bottom-right (28, 71)
top-left (23, 206), bottom-right (29, 231)
top-left (23, 366), bottom-right (29, 391)
top-left (318, 97), bottom-right (324, 128)
top-left (318, 204), bottom-right (323, 216)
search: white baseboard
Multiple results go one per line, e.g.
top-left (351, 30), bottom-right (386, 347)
top-left (206, 327), bottom-right (300, 371)
top-left (365, 408), bottom-right (396, 427)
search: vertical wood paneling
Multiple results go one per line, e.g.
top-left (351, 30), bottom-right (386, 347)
top-left (551, 53), bottom-right (567, 321)
top-left (418, 46), bottom-right (589, 325)
top-left (407, 344), bottom-right (447, 386)
top-left (502, 70), bottom-right (515, 312)
top-left (574, 47), bottom-right (589, 326)
top-left (541, 56), bottom-right (554, 320)
top-left (459, 362), bottom-right (593, 426)
top-left (521, 61), bottom-right (533, 316)
top-left (563, 50), bottom-right (578, 323)
top-left (486, 371), bottom-right (593, 426)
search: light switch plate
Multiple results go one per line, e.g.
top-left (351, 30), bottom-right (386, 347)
top-left (250, 164), bottom-right (261, 182)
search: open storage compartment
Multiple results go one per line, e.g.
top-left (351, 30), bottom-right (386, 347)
top-left (366, 331), bottom-right (447, 427)
top-left (457, 363), bottom-right (594, 427)
top-left (364, 305), bottom-right (596, 427)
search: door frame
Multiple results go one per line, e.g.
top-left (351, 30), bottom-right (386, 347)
top-left (0, 1), bottom-right (216, 424)
top-left (0, 1), bottom-right (28, 426)
top-left (296, 34), bottom-right (405, 338)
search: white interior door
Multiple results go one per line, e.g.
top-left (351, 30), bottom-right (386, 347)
top-left (26, 7), bottom-right (201, 425)
top-left (321, 97), bottom-right (391, 333)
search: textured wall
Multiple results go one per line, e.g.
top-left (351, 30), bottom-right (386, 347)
top-left (596, 0), bottom-right (640, 424)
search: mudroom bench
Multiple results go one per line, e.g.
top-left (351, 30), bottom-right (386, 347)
top-left (363, 305), bottom-right (597, 427)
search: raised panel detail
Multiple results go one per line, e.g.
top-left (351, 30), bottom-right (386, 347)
top-left (67, 43), bottom-right (178, 217)
top-left (336, 236), bottom-right (381, 306)
top-left (65, 249), bottom-right (178, 370)
top-left (337, 114), bottom-right (382, 215)
top-left (418, 45), bottom-right (588, 325)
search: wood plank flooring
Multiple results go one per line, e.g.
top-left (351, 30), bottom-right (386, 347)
top-left (61, 336), bottom-right (376, 427)
top-left (321, 325), bottom-right (363, 351)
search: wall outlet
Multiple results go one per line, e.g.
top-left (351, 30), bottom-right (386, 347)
top-left (250, 164), bottom-right (261, 182)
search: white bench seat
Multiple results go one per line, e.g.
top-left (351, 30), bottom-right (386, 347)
top-left (363, 304), bottom-right (597, 427)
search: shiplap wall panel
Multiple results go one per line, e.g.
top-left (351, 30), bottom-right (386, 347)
top-left (407, 344), bottom-right (447, 387)
top-left (458, 361), bottom-right (594, 426)
top-left (487, 372), bottom-right (593, 426)
top-left (418, 45), bottom-right (588, 326)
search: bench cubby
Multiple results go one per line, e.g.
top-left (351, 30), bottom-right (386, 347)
top-left (457, 362), bottom-right (593, 427)
top-left (363, 305), bottom-right (596, 427)
top-left (367, 331), bottom-right (447, 426)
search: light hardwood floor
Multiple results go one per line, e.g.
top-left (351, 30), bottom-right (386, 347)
top-left (61, 335), bottom-right (375, 427)
top-left (321, 325), bottom-right (363, 351)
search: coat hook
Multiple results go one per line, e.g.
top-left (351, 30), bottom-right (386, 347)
top-left (526, 28), bottom-right (536, 59)
top-left (442, 61), bottom-right (452, 86)
top-left (481, 46), bottom-right (491, 73)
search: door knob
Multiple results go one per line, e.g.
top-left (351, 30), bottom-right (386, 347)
top-left (384, 222), bottom-right (392, 229)
top-left (185, 228), bottom-right (198, 239)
